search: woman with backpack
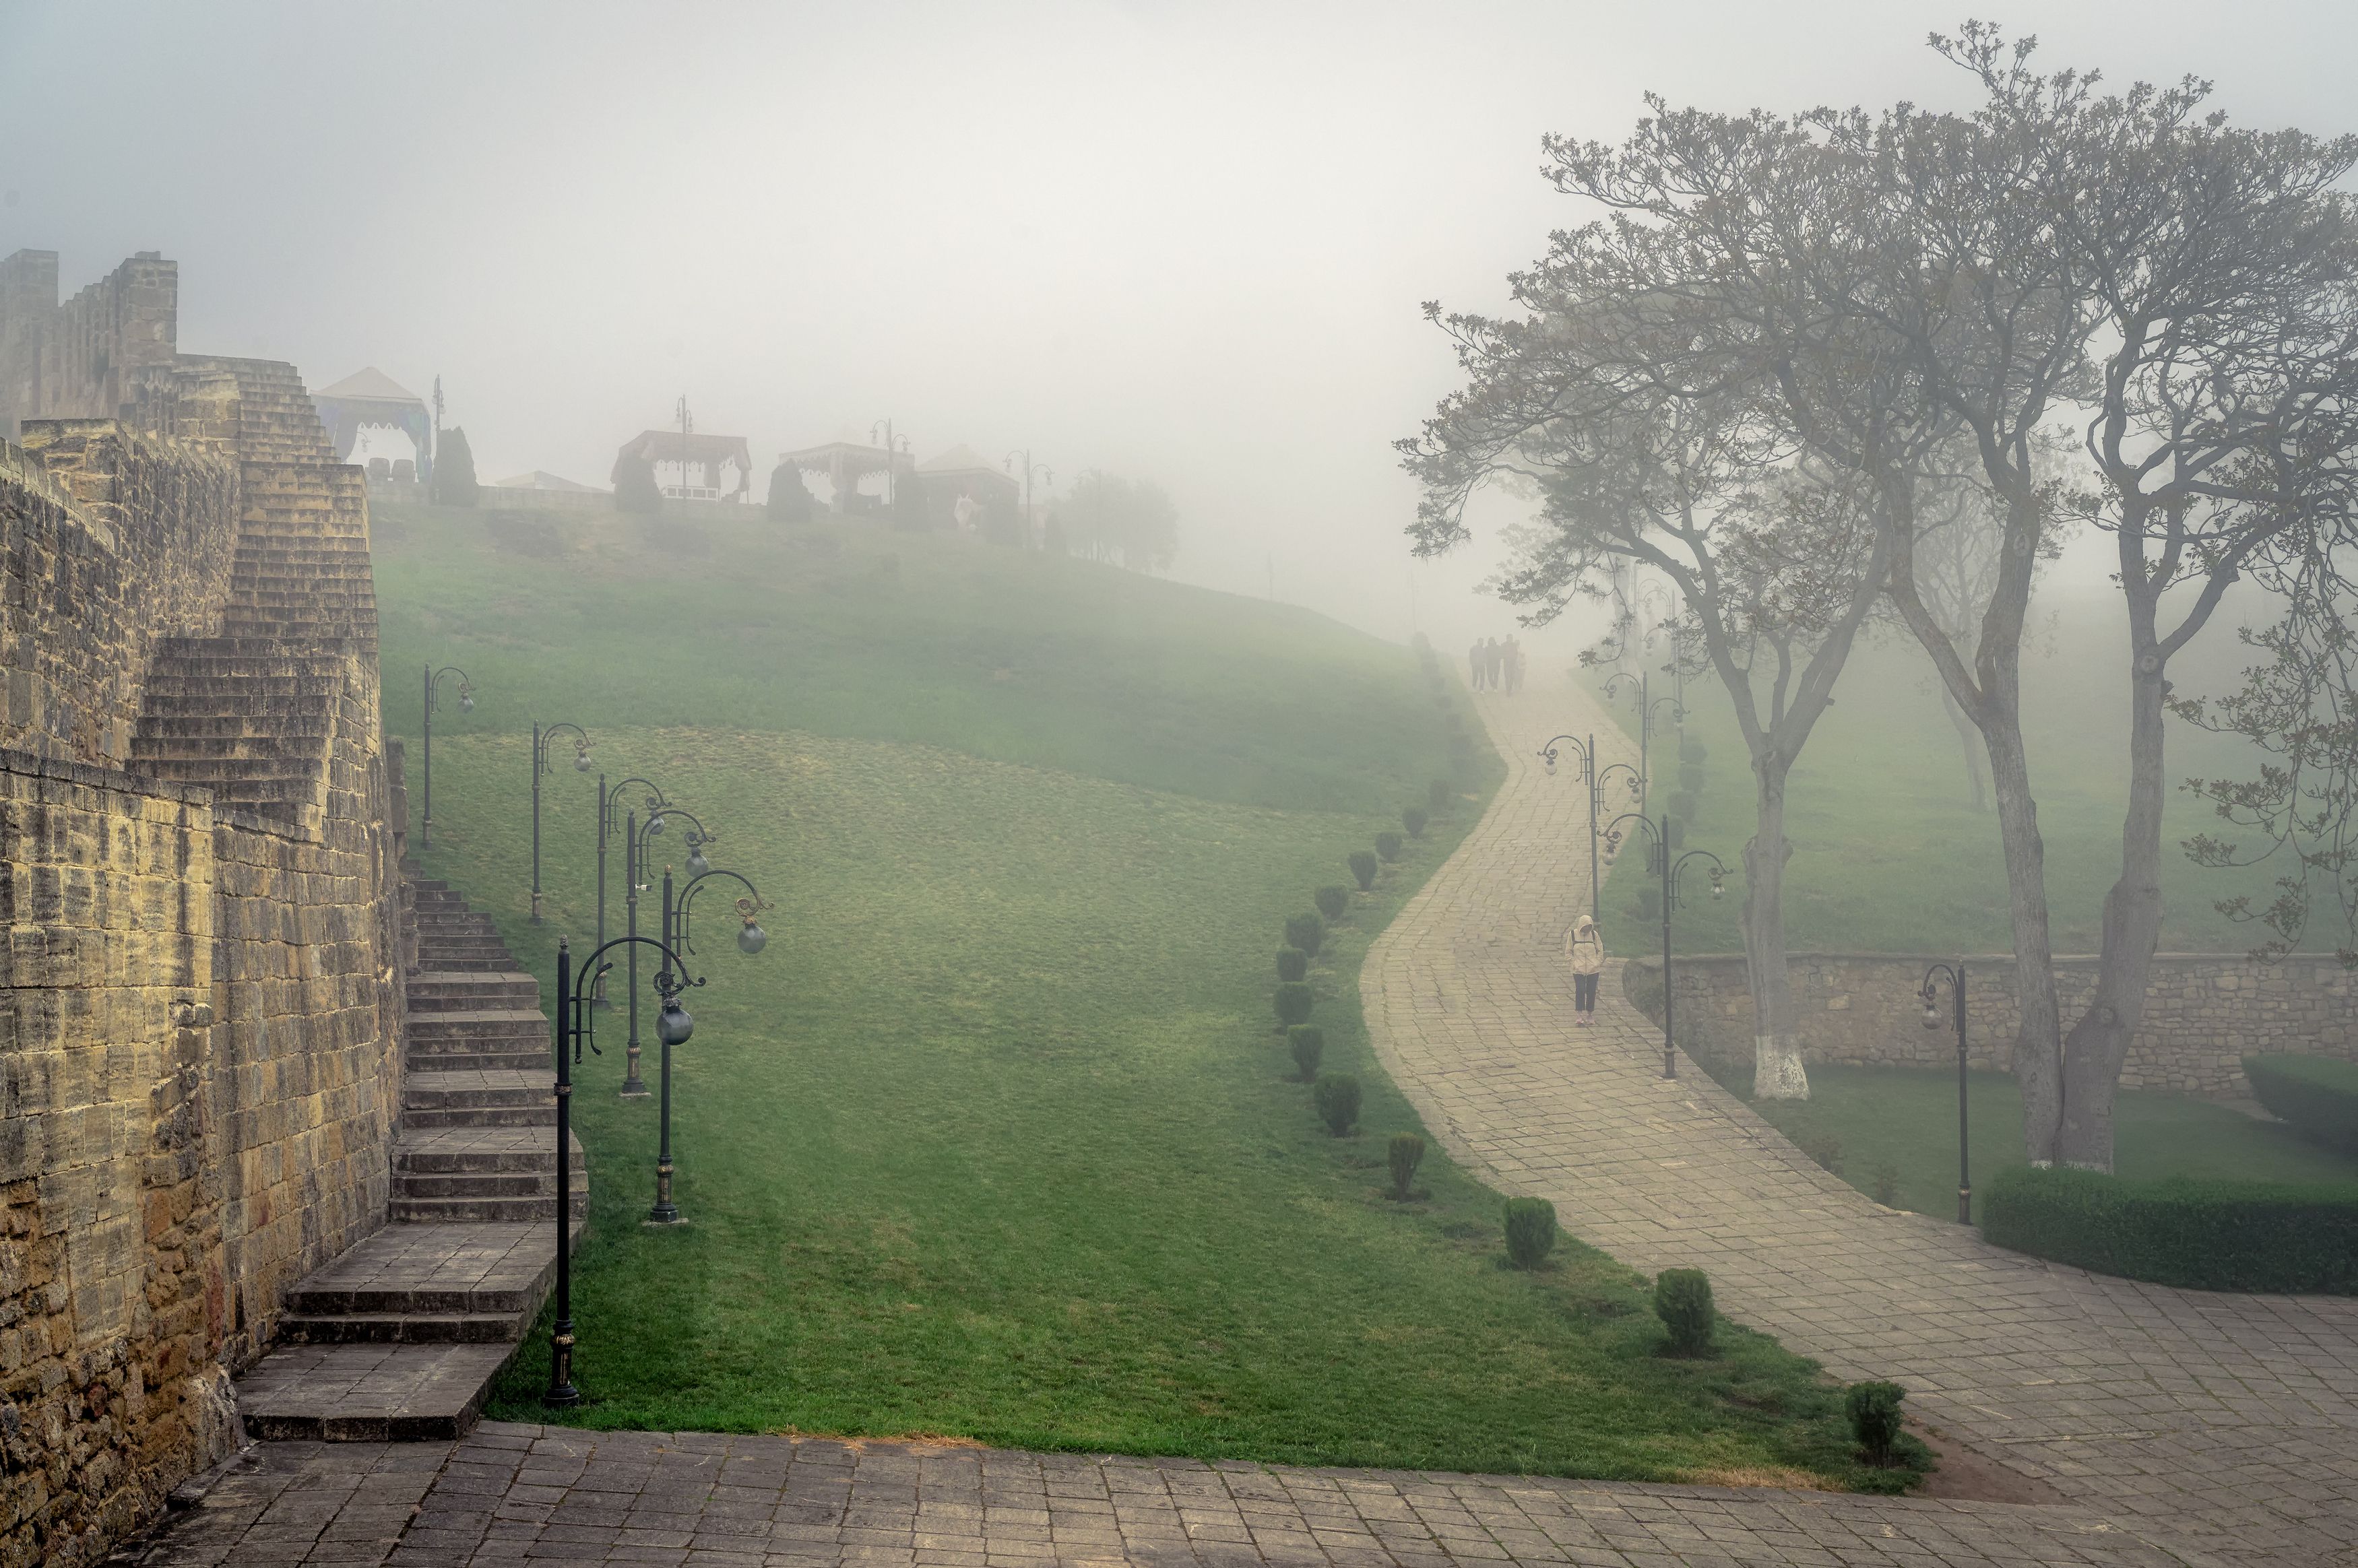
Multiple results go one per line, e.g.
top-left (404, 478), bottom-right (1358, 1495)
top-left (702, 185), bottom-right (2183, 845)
top-left (1566, 914), bottom-right (1605, 1027)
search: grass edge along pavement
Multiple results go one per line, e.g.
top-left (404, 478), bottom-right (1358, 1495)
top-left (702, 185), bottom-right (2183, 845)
top-left (406, 719), bottom-right (1932, 1493)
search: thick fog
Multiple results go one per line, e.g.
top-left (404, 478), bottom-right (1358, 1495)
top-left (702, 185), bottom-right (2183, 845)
top-left (3, 0), bottom-right (2353, 657)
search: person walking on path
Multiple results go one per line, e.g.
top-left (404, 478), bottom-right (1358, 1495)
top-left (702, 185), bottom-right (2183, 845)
top-left (1566, 913), bottom-right (1605, 1026)
top-left (1467, 639), bottom-right (1487, 691)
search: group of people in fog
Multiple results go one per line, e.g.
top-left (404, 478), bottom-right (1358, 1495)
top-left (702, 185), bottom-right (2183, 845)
top-left (1467, 635), bottom-right (1525, 694)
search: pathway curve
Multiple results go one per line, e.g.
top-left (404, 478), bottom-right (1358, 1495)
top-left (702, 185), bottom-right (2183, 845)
top-left (1363, 667), bottom-right (2358, 1567)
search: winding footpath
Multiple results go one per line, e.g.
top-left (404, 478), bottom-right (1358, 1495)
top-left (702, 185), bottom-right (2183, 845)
top-left (115, 667), bottom-right (2358, 1567)
top-left (1363, 669), bottom-right (2358, 1567)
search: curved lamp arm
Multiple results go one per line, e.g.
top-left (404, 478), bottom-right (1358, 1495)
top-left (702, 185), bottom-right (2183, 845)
top-left (567, 935), bottom-right (705, 1064)
top-left (601, 776), bottom-right (671, 839)
top-left (1595, 763), bottom-right (1643, 803)
top-left (1601, 810), bottom-right (1658, 863)
top-left (537, 722), bottom-right (592, 777)
top-left (427, 665), bottom-right (476, 716)
top-left (1536, 733), bottom-right (1593, 779)
top-left (1667, 849), bottom-right (1728, 912)
top-left (676, 869), bottom-right (771, 956)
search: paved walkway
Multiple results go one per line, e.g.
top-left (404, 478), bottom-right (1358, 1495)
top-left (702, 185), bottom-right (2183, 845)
top-left (1362, 669), bottom-right (2358, 1567)
top-left (114, 1422), bottom-right (2200, 1567)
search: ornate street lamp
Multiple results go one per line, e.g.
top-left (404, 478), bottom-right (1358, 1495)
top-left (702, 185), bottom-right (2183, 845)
top-left (639, 864), bottom-right (771, 1224)
top-left (1601, 671), bottom-right (1687, 808)
top-left (1537, 733), bottom-right (1644, 922)
top-left (1919, 961), bottom-right (1972, 1223)
top-left (595, 776), bottom-right (671, 1012)
top-left (622, 807), bottom-right (714, 1097)
top-left (1003, 450), bottom-right (1052, 548)
top-left (544, 932), bottom-right (701, 1408)
top-left (420, 664), bottom-right (476, 852)
top-left (1603, 812), bottom-right (1727, 1079)
top-left (530, 723), bottom-right (593, 924)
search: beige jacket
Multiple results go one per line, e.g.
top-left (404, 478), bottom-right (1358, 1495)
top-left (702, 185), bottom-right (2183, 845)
top-left (1566, 921), bottom-right (1605, 977)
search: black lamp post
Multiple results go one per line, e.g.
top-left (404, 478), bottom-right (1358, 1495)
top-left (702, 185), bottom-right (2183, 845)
top-left (1603, 812), bottom-right (1727, 1079)
top-left (1603, 671), bottom-right (1682, 808)
top-left (420, 664), bottom-right (476, 852)
top-left (530, 723), bottom-right (593, 924)
top-left (1919, 961), bottom-right (1972, 1223)
top-left (595, 776), bottom-right (670, 1014)
top-left (623, 807), bottom-right (713, 1098)
top-left (545, 932), bottom-right (699, 1408)
top-left (1003, 450), bottom-right (1052, 548)
top-left (1539, 733), bottom-right (1645, 922)
top-left (642, 865), bottom-right (770, 1224)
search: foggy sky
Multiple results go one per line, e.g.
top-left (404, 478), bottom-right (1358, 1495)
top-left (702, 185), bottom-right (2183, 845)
top-left (5, 0), bottom-right (2353, 656)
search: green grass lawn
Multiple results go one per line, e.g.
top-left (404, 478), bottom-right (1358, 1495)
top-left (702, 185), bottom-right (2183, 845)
top-left (1713, 1064), bottom-right (2358, 1223)
top-left (377, 501), bottom-right (1923, 1489)
top-left (1583, 595), bottom-right (2310, 955)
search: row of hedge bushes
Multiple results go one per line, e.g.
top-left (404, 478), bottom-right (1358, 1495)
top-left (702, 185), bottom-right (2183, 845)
top-left (2243, 1053), bottom-right (2358, 1156)
top-left (1981, 1165), bottom-right (2358, 1295)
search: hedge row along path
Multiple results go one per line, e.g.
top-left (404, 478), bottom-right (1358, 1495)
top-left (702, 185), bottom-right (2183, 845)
top-left (1363, 667), bottom-right (2358, 1568)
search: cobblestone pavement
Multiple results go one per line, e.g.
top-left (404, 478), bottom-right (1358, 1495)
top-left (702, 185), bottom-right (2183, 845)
top-left (116, 1423), bottom-right (2207, 1567)
top-left (1362, 671), bottom-right (2358, 1566)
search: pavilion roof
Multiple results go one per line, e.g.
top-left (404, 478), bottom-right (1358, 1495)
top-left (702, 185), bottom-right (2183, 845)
top-left (617, 430), bottom-right (753, 467)
top-left (779, 440), bottom-right (899, 474)
top-left (314, 366), bottom-right (422, 405)
top-left (918, 443), bottom-right (1000, 476)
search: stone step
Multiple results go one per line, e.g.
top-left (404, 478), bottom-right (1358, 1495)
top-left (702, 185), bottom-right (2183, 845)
top-left (412, 955), bottom-right (522, 976)
top-left (235, 1342), bottom-right (515, 1442)
top-left (408, 972), bottom-right (538, 1011)
top-left (402, 1068), bottom-right (553, 1128)
top-left (396, 1126), bottom-right (583, 1176)
top-left (274, 1311), bottom-right (523, 1345)
top-left (407, 1047), bottom-right (550, 1074)
top-left (391, 1191), bottom-right (587, 1223)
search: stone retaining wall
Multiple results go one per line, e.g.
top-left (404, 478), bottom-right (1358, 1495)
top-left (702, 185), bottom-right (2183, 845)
top-left (1623, 951), bottom-right (2358, 1098)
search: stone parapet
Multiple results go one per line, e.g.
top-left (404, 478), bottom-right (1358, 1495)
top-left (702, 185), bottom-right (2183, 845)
top-left (1624, 950), bottom-right (2358, 1098)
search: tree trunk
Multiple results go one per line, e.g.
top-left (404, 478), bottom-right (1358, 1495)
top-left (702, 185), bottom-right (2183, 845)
top-left (1940, 685), bottom-right (1987, 811)
top-left (1983, 705), bottom-right (2066, 1165)
top-left (1743, 756), bottom-right (1809, 1099)
top-left (2057, 637), bottom-right (2171, 1171)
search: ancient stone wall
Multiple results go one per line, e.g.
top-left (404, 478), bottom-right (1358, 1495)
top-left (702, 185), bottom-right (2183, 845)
top-left (0, 752), bottom-right (236, 1568)
top-left (1, 428), bottom-right (241, 764)
top-left (0, 251), bottom-right (179, 438)
top-left (1624, 951), bottom-right (2358, 1099)
top-left (0, 252), bottom-right (402, 1565)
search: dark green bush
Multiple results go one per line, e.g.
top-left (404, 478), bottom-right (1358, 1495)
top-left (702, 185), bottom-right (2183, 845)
top-left (1288, 1024), bottom-right (1325, 1082)
top-left (1653, 1268), bottom-right (1715, 1356)
top-left (1663, 816), bottom-right (1684, 849)
top-left (1679, 763), bottom-right (1706, 793)
top-left (1846, 1381), bottom-right (1907, 1464)
top-left (1429, 779), bottom-right (1453, 813)
top-left (1871, 1161), bottom-right (1901, 1207)
top-left (1283, 911), bottom-right (1325, 957)
top-left (1387, 1132), bottom-right (1426, 1200)
top-left (1314, 885), bottom-right (1349, 922)
top-left (1446, 732), bottom-right (1473, 758)
top-left (2243, 1053), bottom-right (2358, 1154)
top-left (1636, 886), bottom-right (1662, 921)
top-left (1275, 946), bottom-right (1308, 983)
top-left (1981, 1166), bottom-right (2358, 1293)
top-left (1680, 736), bottom-right (1707, 765)
top-left (1274, 981), bottom-right (1314, 1030)
top-left (1375, 831), bottom-right (1404, 863)
top-left (1313, 1072), bottom-right (1361, 1136)
top-left (1347, 850), bottom-right (1378, 891)
top-left (1402, 805), bottom-right (1428, 839)
top-left (1442, 709), bottom-right (1465, 733)
top-left (1502, 1196), bottom-right (1557, 1268)
top-left (1668, 791), bottom-right (1697, 823)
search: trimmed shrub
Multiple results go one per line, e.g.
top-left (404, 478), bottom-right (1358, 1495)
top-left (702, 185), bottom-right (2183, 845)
top-left (1668, 791), bottom-right (1697, 823)
top-left (1375, 831), bottom-right (1404, 863)
top-left (1314, 885), bottom-right (1349, 922)
top-left (1679, 764), bottom-right (1706, 794)
top-left (1274, 981), bottom-right (1314, 1029)
top-left (1636, 885), bottom-right (1662, 921)
top-left (1797, 1127), bottom-right (1844, 1176)
top-left (1442, 709), bottom-right (1466, 733)
top-left (2243, 1053), bottom-right (2358, 1154)
top-left (1314, 1072), bottom-right (1361, 1136)
top-left (1387, 1132), bottom-right (1426, 1200)
top-left (1502, 1196), bottom-right (1557, 1268)
top-left (766, 461), bottom-right (815, 522)
top-left (1981, 1166), bottom-right (2358, 1294)
top-left (1871, 1161), bottom-right (1901, 1207)
top-left (1284, 911), bottom-right (1326, 957)
top-left (1653, 1268), bottom-right (1715, 1356)
top-left (1446, 732), bottom-right (1473, 758)
top-left (1846, 1381), bottom-right (1907, 1464)
top-left (1429, 779), bottom-right (1453, 813)
top-left (1287, 1024), bottom-right (1325, 1082)
top-left (1347, 850), bottom-right (1378, 892)
top-left (1663, 816), bottom-right (1684, 849)
top-left (1680, 736), bottom-right (1707, 765)
top-left (1275, 946), bottom-right (1308, 983)
top-left (431, 426), bottom-right (480, 506)
top-left (1403, 805), bottom-right (1428, 839)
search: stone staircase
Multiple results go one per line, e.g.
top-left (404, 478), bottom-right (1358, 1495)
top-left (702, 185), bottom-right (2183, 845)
top-left (235, 873), bottom-right (585, 1441)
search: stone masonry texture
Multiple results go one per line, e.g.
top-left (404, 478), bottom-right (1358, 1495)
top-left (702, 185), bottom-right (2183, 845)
top-left (1623, 950), bottom-right (2358, 1099)
top-left (1, 253), bottom-right (402, 1567)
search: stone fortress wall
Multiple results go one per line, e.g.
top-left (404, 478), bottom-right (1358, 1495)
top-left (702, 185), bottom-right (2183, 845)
top-left (1, 251), bottom-right (404, 1568)
top-left (1626, 950), bottom-right (2358, 1099)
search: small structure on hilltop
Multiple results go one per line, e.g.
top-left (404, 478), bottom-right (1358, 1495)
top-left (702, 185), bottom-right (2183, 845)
top-left (918, 444), bottom-right (1021, 534)
top-left (492, 469), bottom-right (603, 494)
top-left (614, 428), bottom-right (753, 502)
top-left (777, 436), bottom-right (910, 515)
top-left (313, 366), bottom-right (434, 490)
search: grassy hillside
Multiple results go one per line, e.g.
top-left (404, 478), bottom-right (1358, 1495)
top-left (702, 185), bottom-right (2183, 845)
top-left (375, 500), bottom-right (1922, 1489)
top-left (1588, 592), bottom-right (2310, 955)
